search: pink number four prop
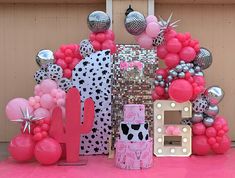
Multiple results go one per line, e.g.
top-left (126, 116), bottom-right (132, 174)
top-left (49, 88), bottom-right (95, 165)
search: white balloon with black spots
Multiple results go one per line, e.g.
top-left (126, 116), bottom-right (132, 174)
top-left (34, 69), bottom-right (48, 84)
top-left (47, 64), bottom-right (63, 81)
top-left (58, 78), bottom-right (73, 92)
top-left (79, 40), bottom-right (95, 58)
top-left (192, 95), bottom-right (209, 113)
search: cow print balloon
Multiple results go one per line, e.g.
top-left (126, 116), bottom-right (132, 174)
top-left (34, 69), bottom-right (48, 84)
top-left (180, 118), bottom-right (192, 126)
top-left (58, 78), bottom-right (73, 92)
top-left (192, 94), bottom-right (209, 113)
top-left (47, 64), bottom-right (63, 81)
top-left (79, 40), bottom-right (95, 58)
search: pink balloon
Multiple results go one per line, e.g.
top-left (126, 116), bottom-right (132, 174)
top-left (192, 135), bottom-right (211, 155)
top-left (40, 94), bottom-right (55, 109)
top-left (8, 134), bottom-right (35, 162)
top-left (146, 15), bottom-right (158, 24)
top-left (169, 79), bottom-right (193, 102)
top-left (206, 127), bottom-right (217, 137)
top-left (157, 45), bottom-right (168, 59)
top-left (138, 33), bottom-right (153, 49)
top-left (164, 53), bottom-right (180, 68)
top-left (34, 138), bottom-right (62, 165)
top-left (40, 79), bottom-right (57, 94)
top-left (5, 98), bottom-right (33, 121)
top-left (192, 123), bottom-right (206, 135)
top-left (193, 76), bottom-right (206, 87)
top-left (146, 22), bottom-right (161, 38)
top-left (179, 46), bottom-right (196, 62)
top-left (166, 38), bottom-right (182, 53)
top-left (211, 135), bottom-right (231, 154)
top-left (34, 108), bottom-right (50, 118)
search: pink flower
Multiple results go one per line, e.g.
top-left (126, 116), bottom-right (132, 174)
top-left (120, 61), bottom-right (129, 70)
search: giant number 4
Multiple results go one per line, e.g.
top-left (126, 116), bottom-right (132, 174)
top-left (154, 100), bottom-right (192, 157)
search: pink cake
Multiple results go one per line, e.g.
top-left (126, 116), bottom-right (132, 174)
top-left (123, 104), bottom-right (145, 124)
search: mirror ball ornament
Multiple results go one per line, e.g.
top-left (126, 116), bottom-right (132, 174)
top-left (194, 47), bottom-right (212, 70)
top-left (124, 11), bottom-right (147, 35)
top-left (204, 86), bottom-right (224, 106)
top-left (87, 11), bottom-right (111, 33)
top-left (192, 95), bottom-right (209, 113)
top-left (36, 49), bottom-right (55, 69)
top-left (203, 117), bottom-right (214, 127)
top-left (191, 112), bottom-right (204, 123)
top-left (204, 105), bottom-right (219, 117)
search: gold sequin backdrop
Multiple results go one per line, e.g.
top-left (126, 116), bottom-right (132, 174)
top-left (1, 0), bottom-right (235, 141)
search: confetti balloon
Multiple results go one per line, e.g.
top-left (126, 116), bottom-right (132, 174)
top-left (194, 47), bottom-right (212, 70)
top-left (79, 40), bottom-right (95, 58)
top-left (125, 11), bottom-right (147, 35)
top-left (57, 78), bottom-right (73, 92)
top-left (204, 105), bottom-right (219, 117)
top-left (192, 95), bottom-right (209, 113)
top-left (191, 112), bottom-right (204, 123)
top-left (203, 117), bottom-right (214, 127)
top-left (47, 64), bottom-right (63, 81)
top-left (204, 86), bottom-right (224, 105)
top-left (36, 49), bottom-right (54, 69)
top-left (34, 69), bottom-right (48, 84)
top-left (87, 11), bottom-right (111, 33)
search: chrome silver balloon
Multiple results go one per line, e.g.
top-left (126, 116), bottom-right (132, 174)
top-left (156, 75), bottom-right (163, 81)
top-left (195, 71), bottom-right (204, 76)
top-left (204, 105), bottom-right (219, 117)
top-left (203, 117), bottom-right (214, 127)
top-left (175, 65), bottom-right (183, 72)
top-left (189, 68), bottom-right (195, 76)
top-left (194, 47), bottom-right (213, 70)
top-left (36, 49), bottom-right (54, 68)
top-left (125, 11), bottom-right (147, 35)
top-left (87, 11), bottom-right (111, 33)
top-left (191, 112), bottom-right (204, 123)
top-left (159, 81), bottom-right (165, 87)
top-left (178, 72), bottom-right (185, 78)
top-left (204, 86), bottom-right (224, 105)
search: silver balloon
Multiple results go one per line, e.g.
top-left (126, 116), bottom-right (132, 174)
top-left (36, 49), bottom-right (54, 68)
top-left (204, 86), bottom-right (224, 105)
top-left (87, 11), bottom-right (111, 33)
top-left (178, 72), bottom-right (185, 78)
top-left (195, 71), bottom-right (204, 76)
top-left (203, 117), bottom-right (214, 127)
top-left (191, 112), bottom-right (204, 123)
top-left (194, 47), bottom-right (212, 70)
top-left (204, 105), bottom-right (219, 117)
top-left (192, 95), bottom-right (209, 113)
top-left (125, 11), bottom-right (147, 35)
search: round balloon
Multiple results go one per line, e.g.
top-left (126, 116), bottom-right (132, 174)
top-left (194, 47), bottom-right (212, 70)
top-left (204, 105), bottom-right (219, 117)
top-left (47, 64), bottom-right (63, 81)
top-left (192, 135), bottom-right (211, 155)
top-left (34, 69), bottom-right (48, 84)
top-left (192, 95), bottom-right (209, 113)
top-left (6, 98), bottom-right (33, 121)
top-left (203, 117), bottom-right (215, 127)
top-left (40, 79), bottom-right (57, 94)
top-left (191, 112), bottom-right (204, 123)
top-left (169, 79), bottom-right (193, 103)
top-left (57, 78), bottom-right (73, 92)
top-left (8, 134), bottom-right (35, 162)
top-left (79, 40), bottom-right (95, 58)
top-left (204, 86), bottom-right (224, 105)
top-left (34, 138), bottom-right (62, 165)
top-left (36, 49), bottom-right (54, 69)
top-left (125, 11), bottom-right (147, 35)
top-left (211, 135), bottom-right (231, 154)
top-left (87, 11), bottom-right (111, 33)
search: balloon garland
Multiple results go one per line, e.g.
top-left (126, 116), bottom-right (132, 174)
top-left (125, 12), bottom-right (231, 155)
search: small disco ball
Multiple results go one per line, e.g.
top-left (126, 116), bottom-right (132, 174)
top-left (87, 11), bottom-right (111, 33)
top-left (124, 11), bottom-right (147, 36)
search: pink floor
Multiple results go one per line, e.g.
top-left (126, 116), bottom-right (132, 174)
top-left (0, 149), bottom-right (235, 178)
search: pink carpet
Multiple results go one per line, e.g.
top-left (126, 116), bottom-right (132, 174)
top-left (0, 149), bottom-right (235, 178)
